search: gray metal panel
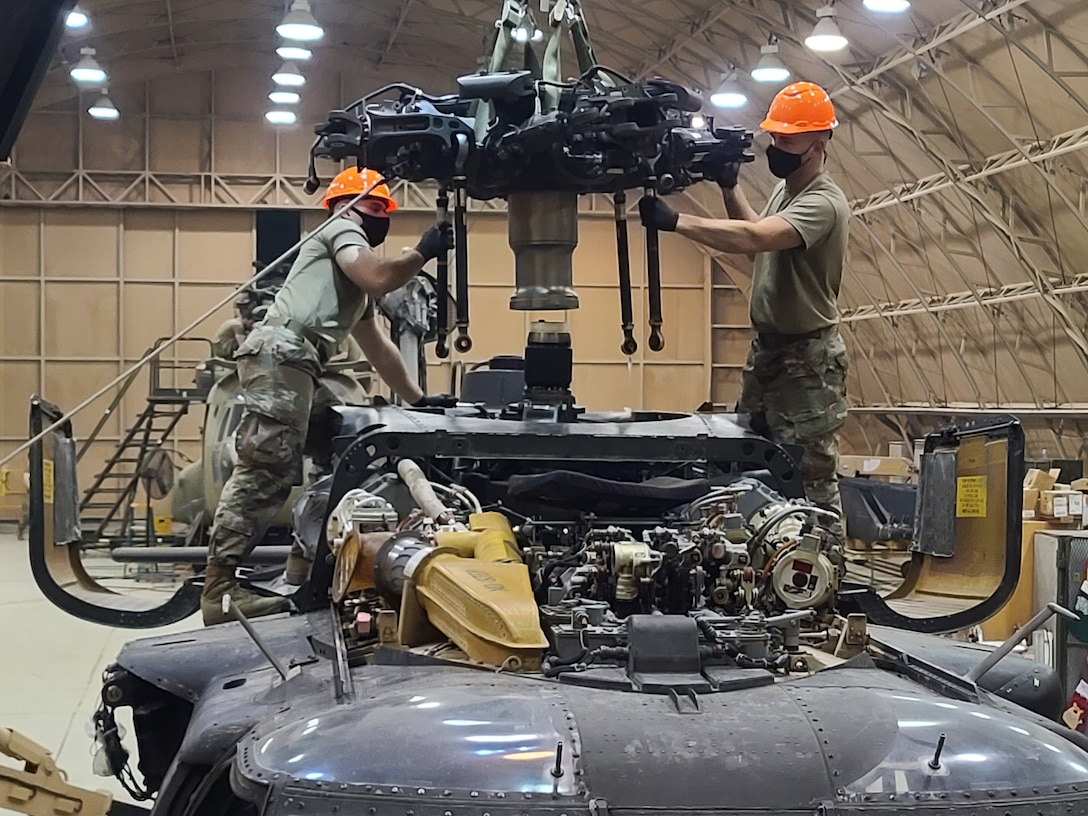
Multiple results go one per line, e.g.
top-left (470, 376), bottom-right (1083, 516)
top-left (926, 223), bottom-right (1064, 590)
top-left (52, 434), bottom-right (82, 545)
top-left (913, 449), bottom-right (957, 556)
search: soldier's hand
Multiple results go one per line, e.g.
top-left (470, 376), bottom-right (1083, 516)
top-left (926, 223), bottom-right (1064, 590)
top-left (415, 222), bottom-right (454, 262)
top-left (411, 393), bottom-right (458, 408)
top-left (638, 196), bottom-right (679, 232)
top-left (714, 160), bottom-right (742, 189)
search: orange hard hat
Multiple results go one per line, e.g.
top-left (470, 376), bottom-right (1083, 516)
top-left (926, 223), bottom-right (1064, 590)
top-left (323, 166), bottom-right (397, 212)
top-left (759, 81), bottom-right (838, 135)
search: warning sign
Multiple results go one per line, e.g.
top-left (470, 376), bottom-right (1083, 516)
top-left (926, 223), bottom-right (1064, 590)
top-left (42, 459), bottom-right (54, 504)
top-left (956, 475), bottom-right (987, 518)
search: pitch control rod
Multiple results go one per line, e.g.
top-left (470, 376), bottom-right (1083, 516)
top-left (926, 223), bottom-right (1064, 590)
top-left (614, 191), bottom-right (637, 356)
top-left (644, 183), bottom-right (665, 352)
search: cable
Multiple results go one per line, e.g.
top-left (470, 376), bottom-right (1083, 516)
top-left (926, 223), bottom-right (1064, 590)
top-left (3, 177), bottom-right (387, 468)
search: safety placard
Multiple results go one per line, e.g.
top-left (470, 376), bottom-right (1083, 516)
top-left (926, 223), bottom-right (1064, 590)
top-left (956, 475), bottom-right (987, 518)
top-left (42, 459), bottom-right (54, 504)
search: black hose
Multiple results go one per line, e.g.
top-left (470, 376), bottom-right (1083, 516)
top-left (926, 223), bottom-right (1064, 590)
top-left (542, 648), bottom-right (590, 677)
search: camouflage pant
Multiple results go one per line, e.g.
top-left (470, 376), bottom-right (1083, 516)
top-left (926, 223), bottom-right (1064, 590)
top-left (208, 326), bottom-right (326, 567)
top-left (737, 328), bottom-right (849, 525)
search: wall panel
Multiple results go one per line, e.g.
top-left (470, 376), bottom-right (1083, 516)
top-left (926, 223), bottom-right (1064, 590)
top-left (0, 210), bottom-right (40, 277)
top-left (43, 210), bottom-right (118, 278)
top-left (0, 282), bottom-right (40, 356)
top-left (123, 210), bottom-right (175, 279)
top-left (43, 282), bottom-right (119, 358)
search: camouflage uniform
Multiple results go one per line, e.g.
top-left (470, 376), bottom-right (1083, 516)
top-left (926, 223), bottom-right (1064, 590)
top-left (207, 325), bottom-right (327, 567)
top-left (743, 172), bottom-right (852, 524)
top-left (206, 217), bottom-right (375, 569)
top-left (737, 327), bottom-right (849, 521)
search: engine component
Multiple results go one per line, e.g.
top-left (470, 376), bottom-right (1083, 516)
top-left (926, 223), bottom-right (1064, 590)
top-left (770, 539), bottom-right (837, 610)
top-left (391, 514), bottom-right (548, 670)
top-left (609, 541), bottom-right (662, 601)
top-left (396, 459), bottom-right (457, 525)
top-left (325, 488), bottom-right (397, 556)
top-left (508, 191), bottom-right (579, 311)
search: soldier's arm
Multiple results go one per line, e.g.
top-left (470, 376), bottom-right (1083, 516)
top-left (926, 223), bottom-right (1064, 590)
top-left (352, 316), bottom-right (424, 404)
top-left (675, 213), bottom-right (802, 255)
top-left (722, 185), bottom-right (760, 223)
top-left (336, 245), bottom-right (425, 298)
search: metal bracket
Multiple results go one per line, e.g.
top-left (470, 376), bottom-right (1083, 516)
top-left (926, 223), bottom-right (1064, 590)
top-left (0, 728), bottom-right (112, 816)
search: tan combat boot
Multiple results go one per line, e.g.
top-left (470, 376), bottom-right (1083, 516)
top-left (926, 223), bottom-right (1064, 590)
top-left (284, 551), bottom-right (312, 585)
top-left (201, 564), bottom-right (291, 626)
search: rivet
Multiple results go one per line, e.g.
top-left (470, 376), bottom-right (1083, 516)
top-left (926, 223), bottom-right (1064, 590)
top-left (470, 792), bottom-right (479, 798)
top-left (417, 789), bottom-right (426, 796)
top-left (443, 790), bottom-right (452, 797)
top-left (392, 787), bottom-right (400, 794)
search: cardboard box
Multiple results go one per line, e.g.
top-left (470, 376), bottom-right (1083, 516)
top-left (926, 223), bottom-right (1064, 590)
top-left (1024, 468), bottom-right (1062, 492)
top-left (1040, 489), bottom-right (1078, 518)
top-left (1023, 488), bottom-right (1040, 518)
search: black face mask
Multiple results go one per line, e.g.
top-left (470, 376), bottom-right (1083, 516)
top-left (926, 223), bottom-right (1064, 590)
top-left (354, 210), bottom-right (390, 247)
top-left (766, 143), bottom-right (811, 179)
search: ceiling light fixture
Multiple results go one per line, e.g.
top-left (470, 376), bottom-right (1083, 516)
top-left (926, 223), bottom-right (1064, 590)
top-left (65, 9), bottom-right (89, 29)
top-left (276, 44), bottom-right (313, 61)
top-left (88, 89), bottom-right (119, 120)
top-left (272, 61), bottom-right (306, 87)
top-left (863, 0), bottom-right (910, 11)
top-left (69, 47), bottom-right (107, 85)
top-left (751, 39), bottom-right (791, 83)
top-left (710, 70), bottom-right (747, 109)
top-left (691, 114), bottom-right (706, 129)
top-left (265, 109), bottom-right (298, 125)
top-left (277, 0), bottom-right (324, 42)
top-left (805, 4), bottom-right (848, 52)
top-left (269, 90), bottom-right (301, 104)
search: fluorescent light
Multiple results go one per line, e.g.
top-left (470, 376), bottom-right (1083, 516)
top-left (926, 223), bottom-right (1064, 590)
top-left (691, 114), bottom-right (706, 128)
top-left (65, 10), bottom-right (89, 29)
top-left (863, 0), bottom-right (910, 11)
top-left (88, 91), bottom-right (119, 120)
top-left (272, 61), bottom-right (306, 87)
top-left (751, 43), bottom-right (791, 83)
top-left (277, 0), bottom-right (324, 42)
top-left (710, 72), bottom-right (746, 109)
top-left (265, 109), bottom-right (298, 125)
top-left (277, 44), bottom-right (313, 61)
top-left (806, 6), bottom-right (848, 52)
top-left (70, 47), bottom-right (107, 85)
top-left (269, 90), bottom-right (301, 104)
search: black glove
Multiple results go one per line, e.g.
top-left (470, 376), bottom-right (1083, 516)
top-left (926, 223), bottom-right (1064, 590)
top-left (415, 222), bottom-right (454, 263)
top-left (411, 393), bottom-right (458, 408)
top-left (638, 196), bottom-right (678, 232)
top-left (713, 160), bottom-right (742, 189)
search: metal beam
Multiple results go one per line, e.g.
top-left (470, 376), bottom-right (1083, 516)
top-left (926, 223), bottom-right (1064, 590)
top-left (851, 126), bottom-right (1088, 216)
top-left (377, 0), bottom-right (417, 66)
top-left (850, 403), bottom-right (1088, 418)
top-left (842, 276), bottom-right (1088, 323)
top-left (828, 0), bottom-right (1031, 100)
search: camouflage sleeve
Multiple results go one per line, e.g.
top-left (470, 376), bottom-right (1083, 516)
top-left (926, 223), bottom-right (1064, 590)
top-left (774, 191), bottom-right (838, 250)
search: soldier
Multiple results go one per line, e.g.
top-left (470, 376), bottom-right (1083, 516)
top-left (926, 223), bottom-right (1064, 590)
top-left (638, 82), bottom-right (851, 527)
top-left (201, 167), bottom-right (455, 625)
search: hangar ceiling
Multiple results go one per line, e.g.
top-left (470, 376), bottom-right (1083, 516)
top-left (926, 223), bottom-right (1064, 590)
top-left (11, 0), bottom-right (1088, 446)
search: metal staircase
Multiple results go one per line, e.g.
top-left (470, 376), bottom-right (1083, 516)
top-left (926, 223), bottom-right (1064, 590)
top-left (79, 339), bottom-right (212, 544)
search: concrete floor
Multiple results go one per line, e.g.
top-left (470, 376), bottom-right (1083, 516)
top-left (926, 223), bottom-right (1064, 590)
top-left (0, 529), bottom-right (199, 813)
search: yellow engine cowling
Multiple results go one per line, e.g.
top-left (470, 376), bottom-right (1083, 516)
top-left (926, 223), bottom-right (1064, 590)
top-left (399, 512), bottom-right (548, 670)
